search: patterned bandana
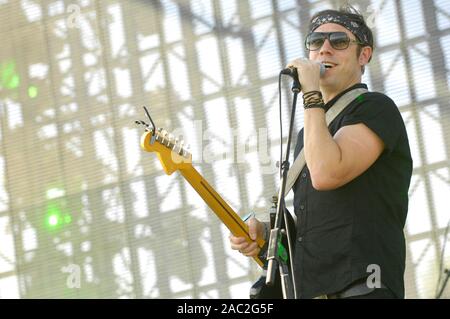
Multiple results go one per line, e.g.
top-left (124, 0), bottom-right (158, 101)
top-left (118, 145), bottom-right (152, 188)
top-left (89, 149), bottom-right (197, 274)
top-left (309, 12), bottom-right (372, 48)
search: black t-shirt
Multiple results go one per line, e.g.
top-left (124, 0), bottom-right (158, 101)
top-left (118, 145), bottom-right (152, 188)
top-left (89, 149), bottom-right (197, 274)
top-left (292, 83), bottom-right (413, 299)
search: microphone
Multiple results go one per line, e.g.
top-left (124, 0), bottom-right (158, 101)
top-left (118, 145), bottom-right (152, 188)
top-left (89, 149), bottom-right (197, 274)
top-left (280, 63), bottom-right (325, 92)
top-left (280, 63), bottom-right (326, 78)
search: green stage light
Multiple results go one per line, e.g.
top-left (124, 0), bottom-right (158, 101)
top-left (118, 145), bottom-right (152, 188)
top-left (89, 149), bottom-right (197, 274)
top-left (48, 214), bottom-right (59, 227)
top-left (45, 204), bottom-right (62, 229)
top-left (28, 85), bottom-right (38, 98)
top-left (64, 215), bottom-right (72, 224)
top-left (45, 202), bottom-right (72, 231)
top-left (1, 61), bottom-right (20, 89)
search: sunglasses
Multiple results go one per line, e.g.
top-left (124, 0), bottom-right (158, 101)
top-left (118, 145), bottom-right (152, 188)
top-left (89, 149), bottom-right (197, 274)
top-left (305, 32), bottom-right (364, 51)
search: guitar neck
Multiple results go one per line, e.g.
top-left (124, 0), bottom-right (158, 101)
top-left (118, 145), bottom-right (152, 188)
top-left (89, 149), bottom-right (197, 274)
top-left (179, 166), bottom-right (266, 268)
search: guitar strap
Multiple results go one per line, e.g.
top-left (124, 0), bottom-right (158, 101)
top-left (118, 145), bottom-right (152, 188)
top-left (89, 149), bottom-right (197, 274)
top-left (283, 87), bottom-right (369, 197)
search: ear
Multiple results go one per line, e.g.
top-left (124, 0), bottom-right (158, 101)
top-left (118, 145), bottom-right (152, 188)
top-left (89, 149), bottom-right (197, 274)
top-left (359, 46), bottom-right (373, 66)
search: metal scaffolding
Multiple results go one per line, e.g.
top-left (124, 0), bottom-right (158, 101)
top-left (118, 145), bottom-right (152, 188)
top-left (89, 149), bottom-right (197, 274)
top-left (0, 0), bottom-right (449, 298)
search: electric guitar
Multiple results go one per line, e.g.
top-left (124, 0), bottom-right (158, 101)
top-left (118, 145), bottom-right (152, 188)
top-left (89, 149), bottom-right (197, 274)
top-left (139, 126), bottom-right (266, 268)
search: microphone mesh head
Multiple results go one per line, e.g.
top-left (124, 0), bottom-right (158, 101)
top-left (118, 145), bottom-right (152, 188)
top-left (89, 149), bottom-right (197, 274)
top-left (319, 63), bottom-right (325, 77)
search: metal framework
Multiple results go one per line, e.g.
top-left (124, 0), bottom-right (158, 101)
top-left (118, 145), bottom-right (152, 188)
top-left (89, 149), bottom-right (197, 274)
top-left (0, 0), bottom-right (449, 298)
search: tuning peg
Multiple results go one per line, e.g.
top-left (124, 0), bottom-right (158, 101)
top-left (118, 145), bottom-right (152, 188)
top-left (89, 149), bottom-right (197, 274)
top-left (173, 139), bottom-right (180, 153)
top-left (158, 130), bottom-right (167, 144)
top-left (184, 144), bottom-right (191, 155)
top-left (178, 140), bottom-right (185, 155)
top-left (154, 127), bottom-right (162, 142)
top-left (167, 134), bottom-right (174, 147)
top-left (182, 144), bottom-right (191, 157)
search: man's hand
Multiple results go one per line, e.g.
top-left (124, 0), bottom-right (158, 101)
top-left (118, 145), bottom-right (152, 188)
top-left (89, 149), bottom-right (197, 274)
top-left (285, 58), bottom-right (322, 93)
top-left (229, 217), bottom-right (265, 257)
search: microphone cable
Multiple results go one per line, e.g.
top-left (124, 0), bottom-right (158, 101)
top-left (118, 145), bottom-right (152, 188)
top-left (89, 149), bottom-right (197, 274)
top-left (278, 72), bottom-right (283, 180)
top-left (435, 216), bottom-right (450, 298)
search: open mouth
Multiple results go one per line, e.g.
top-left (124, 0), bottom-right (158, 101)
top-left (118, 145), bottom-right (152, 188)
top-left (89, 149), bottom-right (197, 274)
top-left (322, 62), bottom-right (337, 69)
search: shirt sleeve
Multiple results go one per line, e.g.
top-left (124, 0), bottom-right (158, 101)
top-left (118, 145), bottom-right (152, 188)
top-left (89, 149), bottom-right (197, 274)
top-left (340, 92), bottom-right (403, 155)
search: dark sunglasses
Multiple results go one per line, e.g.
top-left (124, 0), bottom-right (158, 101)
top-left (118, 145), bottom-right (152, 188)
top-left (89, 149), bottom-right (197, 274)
top-left (305, 32), bottom-right (364, 51)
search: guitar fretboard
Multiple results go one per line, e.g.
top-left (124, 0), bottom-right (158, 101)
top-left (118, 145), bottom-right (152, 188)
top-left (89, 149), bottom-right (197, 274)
top-left (179, 166), bottom-right (266, 268)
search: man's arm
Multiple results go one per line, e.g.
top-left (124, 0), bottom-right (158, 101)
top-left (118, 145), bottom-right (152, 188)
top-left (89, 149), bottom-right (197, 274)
top-left (304, 108), bottom-right (385, 190)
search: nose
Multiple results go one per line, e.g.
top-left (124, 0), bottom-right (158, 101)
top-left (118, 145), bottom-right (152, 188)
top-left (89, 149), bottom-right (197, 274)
top-left (319, 38), bottom-right (334, 55)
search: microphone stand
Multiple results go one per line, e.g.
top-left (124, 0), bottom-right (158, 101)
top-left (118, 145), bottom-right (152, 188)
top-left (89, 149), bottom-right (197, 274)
top-left (436, 269), bottom-right (450, 299)
top-left (265, 69), bottom-right (301, 299)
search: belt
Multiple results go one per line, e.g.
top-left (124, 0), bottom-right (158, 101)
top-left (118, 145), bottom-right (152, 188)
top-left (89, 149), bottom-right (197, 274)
top-left (314, 280), bottom-right (387, 299)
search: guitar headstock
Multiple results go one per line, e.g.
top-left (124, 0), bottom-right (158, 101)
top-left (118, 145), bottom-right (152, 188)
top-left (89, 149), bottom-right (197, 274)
top-left (140, 127), bottom-right (192, 175)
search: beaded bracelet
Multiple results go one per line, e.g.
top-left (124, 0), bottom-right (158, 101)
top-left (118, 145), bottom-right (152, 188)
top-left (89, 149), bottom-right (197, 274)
top-left (304, 102), bottom-right (325, 109)
top-left (303, 90), bottom-right (322, 100)
top-left (303, 90), bottom-right (325, 110)
top-left (303, 91), bottom-right (322, 103)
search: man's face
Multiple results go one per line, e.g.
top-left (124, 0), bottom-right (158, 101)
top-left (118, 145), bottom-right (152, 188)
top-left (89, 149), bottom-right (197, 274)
top-left (308, 23), bottom-right (363, 92)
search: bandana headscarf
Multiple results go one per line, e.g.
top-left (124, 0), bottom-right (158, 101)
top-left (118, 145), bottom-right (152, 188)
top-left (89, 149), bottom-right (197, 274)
top-left (309, 12), bottom-right (372, 48)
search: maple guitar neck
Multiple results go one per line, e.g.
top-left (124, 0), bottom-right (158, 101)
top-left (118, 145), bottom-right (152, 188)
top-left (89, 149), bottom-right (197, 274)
top-left (139, 129), bottom-right (266, 268)
top-left (179, 166), bottom-right (266, 268)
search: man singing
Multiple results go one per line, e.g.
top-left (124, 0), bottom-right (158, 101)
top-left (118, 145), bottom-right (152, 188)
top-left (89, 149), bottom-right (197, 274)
top-left (229, 5), bottom-right (413, 299)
